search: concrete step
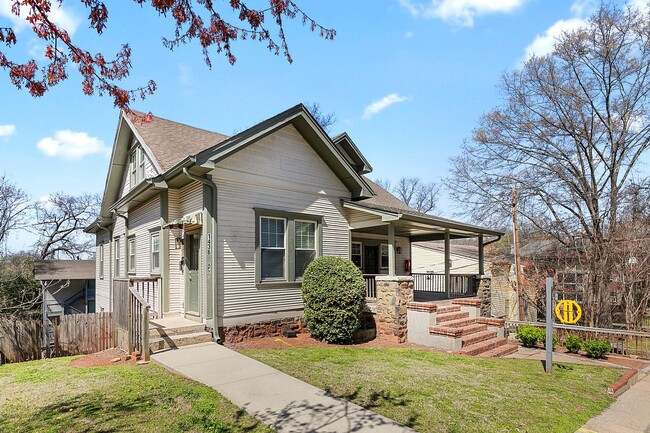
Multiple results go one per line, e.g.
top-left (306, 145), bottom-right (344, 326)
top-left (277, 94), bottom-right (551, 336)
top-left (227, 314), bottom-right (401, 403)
top-left (436, 311), bottom-right (470, 324)
top-left (149, 331), bottom-right (213, 352)
top-left (458, 337), bottom-right (507, 356)
top-left (149, 323), bottom-right (206, 339)
top-left (456, 323), bottom-right (488, 336)
top-left (438, 316), bottom-right (477, 328)
top-left (436, 305), bottom-right (461, 314)
top-left (461, 330), bottom-right (498, 347)
top-left (476, 343), bottom-right (519, 358)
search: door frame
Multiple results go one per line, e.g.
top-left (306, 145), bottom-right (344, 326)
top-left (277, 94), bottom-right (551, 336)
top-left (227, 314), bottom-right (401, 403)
top-left (184, 229), bottom-right (202, 321)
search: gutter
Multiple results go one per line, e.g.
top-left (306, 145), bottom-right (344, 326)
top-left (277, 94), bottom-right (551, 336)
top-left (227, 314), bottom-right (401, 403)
top-left (482, 235), bottom-right (502, 247)
top-left (182, 166), bottom-right (220, 343)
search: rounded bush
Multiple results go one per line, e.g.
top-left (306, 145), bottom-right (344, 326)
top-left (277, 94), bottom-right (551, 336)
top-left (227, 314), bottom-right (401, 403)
top-left (564, 334), bottom-right (583, 354)
top-left (301, 256), bottom-right (366, 344)
top-left (583, 339), bottom-right (611, 359)
top-left (517, 324), bottom-right (544, 348)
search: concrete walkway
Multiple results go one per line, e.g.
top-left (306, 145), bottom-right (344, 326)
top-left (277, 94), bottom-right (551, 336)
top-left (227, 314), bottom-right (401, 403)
top-left (152, 342), bottom-right (415, 433)
top-left (577, 366), bottom-right (650, 433)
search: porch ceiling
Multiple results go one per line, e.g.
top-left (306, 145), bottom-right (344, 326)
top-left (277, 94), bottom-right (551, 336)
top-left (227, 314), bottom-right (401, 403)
top-left (343, 200), bottom-right (504, 241)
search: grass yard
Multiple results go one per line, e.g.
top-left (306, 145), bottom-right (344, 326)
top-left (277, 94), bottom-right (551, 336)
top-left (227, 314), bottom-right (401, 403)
top-left (0, 356), bottom-right (272, 433)
top-left (242, 347), bottom-right (623, 433)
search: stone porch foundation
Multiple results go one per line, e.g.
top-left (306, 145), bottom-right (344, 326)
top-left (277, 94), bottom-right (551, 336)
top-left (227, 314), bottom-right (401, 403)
top-left (375, 275), bottom-right (414, 343)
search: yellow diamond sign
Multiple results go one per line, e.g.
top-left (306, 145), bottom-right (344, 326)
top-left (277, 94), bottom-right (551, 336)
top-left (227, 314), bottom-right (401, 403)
top-left (555, 300), bottom-right (582, 324)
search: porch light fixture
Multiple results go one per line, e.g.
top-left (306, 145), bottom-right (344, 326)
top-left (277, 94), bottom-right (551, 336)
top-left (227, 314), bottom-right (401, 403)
top-left (396, 246), bottom-right (402, 254)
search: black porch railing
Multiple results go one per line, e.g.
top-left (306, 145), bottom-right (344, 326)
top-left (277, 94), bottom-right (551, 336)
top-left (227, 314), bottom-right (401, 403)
top-left (363, 273), bottom-right (477, 299)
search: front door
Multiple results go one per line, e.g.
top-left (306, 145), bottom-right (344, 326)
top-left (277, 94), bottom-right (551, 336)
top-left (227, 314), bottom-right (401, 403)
top-left (364, 246), bottom-right (379, 274)
top-left (185, 231), bottom-right (201, 318)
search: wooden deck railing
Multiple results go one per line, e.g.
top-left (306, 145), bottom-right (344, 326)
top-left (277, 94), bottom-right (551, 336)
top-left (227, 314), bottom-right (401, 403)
top-left (363, 274), bottom-right (378, 300)
top-left (113, 279), bottom-right (151, 361)
top-left (505, 320), bottom-right (650, 360)
top-left (130, 277), bottom-right (161, 318)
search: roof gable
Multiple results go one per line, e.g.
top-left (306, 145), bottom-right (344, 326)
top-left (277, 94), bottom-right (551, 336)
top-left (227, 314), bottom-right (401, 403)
top-left (332, 133), bottom-right (373, 174)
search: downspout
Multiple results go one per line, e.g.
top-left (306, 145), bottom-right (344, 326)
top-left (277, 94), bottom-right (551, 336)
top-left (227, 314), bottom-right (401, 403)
top-left (182, 167), bottom-right (220, 343)
top-left (479, 234), bottom-right (502, 275)
top-left (95, 221), bottom-right (113, 312)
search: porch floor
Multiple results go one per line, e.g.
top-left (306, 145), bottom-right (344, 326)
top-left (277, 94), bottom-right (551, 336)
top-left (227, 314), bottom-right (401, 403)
top-left (150, 315), bottom-right (203, 332)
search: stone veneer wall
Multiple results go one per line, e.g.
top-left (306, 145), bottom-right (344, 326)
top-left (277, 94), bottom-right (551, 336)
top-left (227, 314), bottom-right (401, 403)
top-left (220, 316), bottom-right (304, 343)
top-left (375, 275), bottom-right (414, 343)
top-left (476, 276), bottom-right (491, 317)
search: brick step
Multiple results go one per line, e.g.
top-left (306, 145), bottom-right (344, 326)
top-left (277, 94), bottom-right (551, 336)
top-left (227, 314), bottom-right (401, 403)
top-left (456, 323), bottom-right (488, 336)
top-left (458, 337), bottom-right (507, 356)
top-left (435, 311), bottom-right (469, 324)
top-left (149, 323), bottom-right (206, 339)
top-left (436, 305), bottom-right (461, 314)
top-left (149, 331), bottom-right (213, 352)
top-left (438, 317), bottom-right (477, 328)
top-left (476, 343), bottom-right (519, 358)
top-left (461, 330), bottom-right (498, 347)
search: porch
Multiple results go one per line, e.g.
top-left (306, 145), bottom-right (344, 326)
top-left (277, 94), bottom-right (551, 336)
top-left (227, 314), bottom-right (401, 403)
top-left (364, 273), bottom-right (478, 302)
top-left (344, 198), bottom-right (504, 302)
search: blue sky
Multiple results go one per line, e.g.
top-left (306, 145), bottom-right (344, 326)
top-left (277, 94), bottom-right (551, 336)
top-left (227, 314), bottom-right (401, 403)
top-left (0, 0), bottom-right (639, 251)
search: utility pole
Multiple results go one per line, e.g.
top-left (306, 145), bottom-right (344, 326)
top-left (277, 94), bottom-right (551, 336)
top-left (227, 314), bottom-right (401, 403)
top-left (512, 187), bottom-right (524, 321)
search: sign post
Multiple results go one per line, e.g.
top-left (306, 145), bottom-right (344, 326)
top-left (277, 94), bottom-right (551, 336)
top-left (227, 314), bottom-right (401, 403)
top-left (545, 277), bottom-right (553, 374)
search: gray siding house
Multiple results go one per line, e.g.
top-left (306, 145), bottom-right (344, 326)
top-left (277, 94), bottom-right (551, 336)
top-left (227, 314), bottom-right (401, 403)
top-left (87, 104), bottom-right (502, 341)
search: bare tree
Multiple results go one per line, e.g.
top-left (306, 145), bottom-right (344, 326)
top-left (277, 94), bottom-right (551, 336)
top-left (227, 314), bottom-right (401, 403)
top-left (0, 253), bottom-right (41, 318)
top-left (34, 193), bottom-right (101, 259)
top-left (306, 102), bottom-right (337, 133)
top-left (375, 177), bottom-right (440, 214)
top-left (0, 175), bottom-right (30, 253)
top-left (446, 4), bottom-right (650, 327)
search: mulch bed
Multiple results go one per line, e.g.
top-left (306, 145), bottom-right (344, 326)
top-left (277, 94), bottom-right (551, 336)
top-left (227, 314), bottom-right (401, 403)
top-left (69, 348), bottom-right (142, 368)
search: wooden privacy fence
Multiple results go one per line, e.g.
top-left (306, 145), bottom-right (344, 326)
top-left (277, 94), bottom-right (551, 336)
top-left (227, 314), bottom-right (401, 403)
top-left (0, 312), bottom-right (115, 364)
top-left (505, 320), bottom-right (650, 360)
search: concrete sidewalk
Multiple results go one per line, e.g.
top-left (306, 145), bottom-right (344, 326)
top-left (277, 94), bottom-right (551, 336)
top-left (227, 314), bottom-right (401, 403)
top-left (152, 342), bottom-right (415, 433)
top-left (577, 367), bottom-right (650, 433)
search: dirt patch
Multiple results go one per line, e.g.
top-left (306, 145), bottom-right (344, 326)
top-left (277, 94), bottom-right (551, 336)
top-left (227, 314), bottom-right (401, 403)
top-left (69, 348), bottom-right (139, 368)
top-left (228, 330), bottom-right (444, 351)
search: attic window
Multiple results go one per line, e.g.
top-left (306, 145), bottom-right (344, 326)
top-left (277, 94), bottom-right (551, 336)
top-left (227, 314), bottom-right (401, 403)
top-left (129, 143), bottom-right (145, 188)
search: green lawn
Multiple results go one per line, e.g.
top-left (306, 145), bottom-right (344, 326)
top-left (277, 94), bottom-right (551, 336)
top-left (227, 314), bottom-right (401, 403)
top-left (0, 357), bottom-right (272, 433)
top-left (242, 347), bottom-right (623, 433)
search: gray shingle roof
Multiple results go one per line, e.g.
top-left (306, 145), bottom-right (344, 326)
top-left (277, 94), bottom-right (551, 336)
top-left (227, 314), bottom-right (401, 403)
top-left (33, 260), bottom-right (96, 281)
top-left (129, 111), bottom-right (229, 172)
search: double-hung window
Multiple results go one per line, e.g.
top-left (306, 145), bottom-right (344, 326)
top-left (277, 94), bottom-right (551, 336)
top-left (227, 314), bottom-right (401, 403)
top-left (294, 220), bottom-right (316, 279)
top-left (129, 151), bottom-right (137, 188)
top-left (127, 237), bottom-right (136, 274)
top-left (138, 148), bottom-right (145, 180)
top-left (351, 241), bottom-right (362, 269)
top-left (114, 238), bottom-right (121, 278)
top-left (99, 244), bottom-right (104, 279)
top-left (256, 210), bottom-right (321, 284)
top-left (380, 243), bottom-right (389, 269)
top-left (260, 217), bottom-right (286, 280)
top-left (151, 232), bottom-right (160, 274)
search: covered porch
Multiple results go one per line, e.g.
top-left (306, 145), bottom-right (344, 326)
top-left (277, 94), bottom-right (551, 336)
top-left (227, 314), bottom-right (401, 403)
top-left (343, 200), bottom-right (504, 302)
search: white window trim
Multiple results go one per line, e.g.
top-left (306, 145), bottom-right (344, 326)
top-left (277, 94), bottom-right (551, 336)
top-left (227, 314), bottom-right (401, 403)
top-left (294, 219), bottom-right (317, 280)
top-left (114, 238), bottom-right (121, 278)
top-left (150, 232), bottom-right (161, 274)
top-left (127, 236), bottom-right (136, 274)
top-left (99, 244), bottom-right (104, 279)
top-left (259, 216), bottom-right (287, 281)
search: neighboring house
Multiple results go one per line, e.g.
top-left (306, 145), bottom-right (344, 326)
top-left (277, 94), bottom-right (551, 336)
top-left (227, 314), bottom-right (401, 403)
top-left (411, 242), bottom-right (480, 274)
top-left (86, 104), bottom-right (503, 341)
top-left (33, 260), bottom-right (96, 317)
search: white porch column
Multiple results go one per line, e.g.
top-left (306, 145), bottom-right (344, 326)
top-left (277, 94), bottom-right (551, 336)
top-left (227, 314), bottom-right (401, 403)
top-left (478, 234), bottom-right (484, 276)
top-left (444, 229), bottom-right (451, 298)
top-left (388, 223), bottom-right (396, 276)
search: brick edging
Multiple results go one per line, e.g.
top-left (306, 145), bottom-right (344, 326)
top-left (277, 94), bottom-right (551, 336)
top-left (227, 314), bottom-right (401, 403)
top-left (607, 368), bottom-right (639, 397)
top-left (407, 302), bottom-right (437, 313)
top-left (476, 317), bottom-right (506, 327)
top-left (451, 298), bottom-right (482, 307)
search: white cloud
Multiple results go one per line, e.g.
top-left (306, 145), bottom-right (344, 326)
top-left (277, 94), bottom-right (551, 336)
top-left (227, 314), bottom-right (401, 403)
top-left (0, 0), bottom-right (79, 34)
top-left (523, 17), bottom-right (586, 59)
top-left (0, 124), bottom-right (16, 137)
top-left (37, 130), bottom-right (109, 160)
top-left (398, 0), bottom-right (526, 27)
top-left (363, 93), bottom-right (409, 120)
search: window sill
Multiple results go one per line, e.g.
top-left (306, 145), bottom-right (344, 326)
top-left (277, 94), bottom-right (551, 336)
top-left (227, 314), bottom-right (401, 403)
top-left (256, 281), bottom-right (302, 289)
top-left (150, 272), bottom-right (161, 277)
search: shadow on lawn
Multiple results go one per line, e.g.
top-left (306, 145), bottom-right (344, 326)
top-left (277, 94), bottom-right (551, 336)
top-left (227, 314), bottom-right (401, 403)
top-left (244, 386), bottom-right (416, 432)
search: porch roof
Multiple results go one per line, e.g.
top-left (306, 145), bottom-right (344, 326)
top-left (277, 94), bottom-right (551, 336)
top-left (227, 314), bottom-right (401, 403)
top-left (342, 199), bottom-right (504, 241)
